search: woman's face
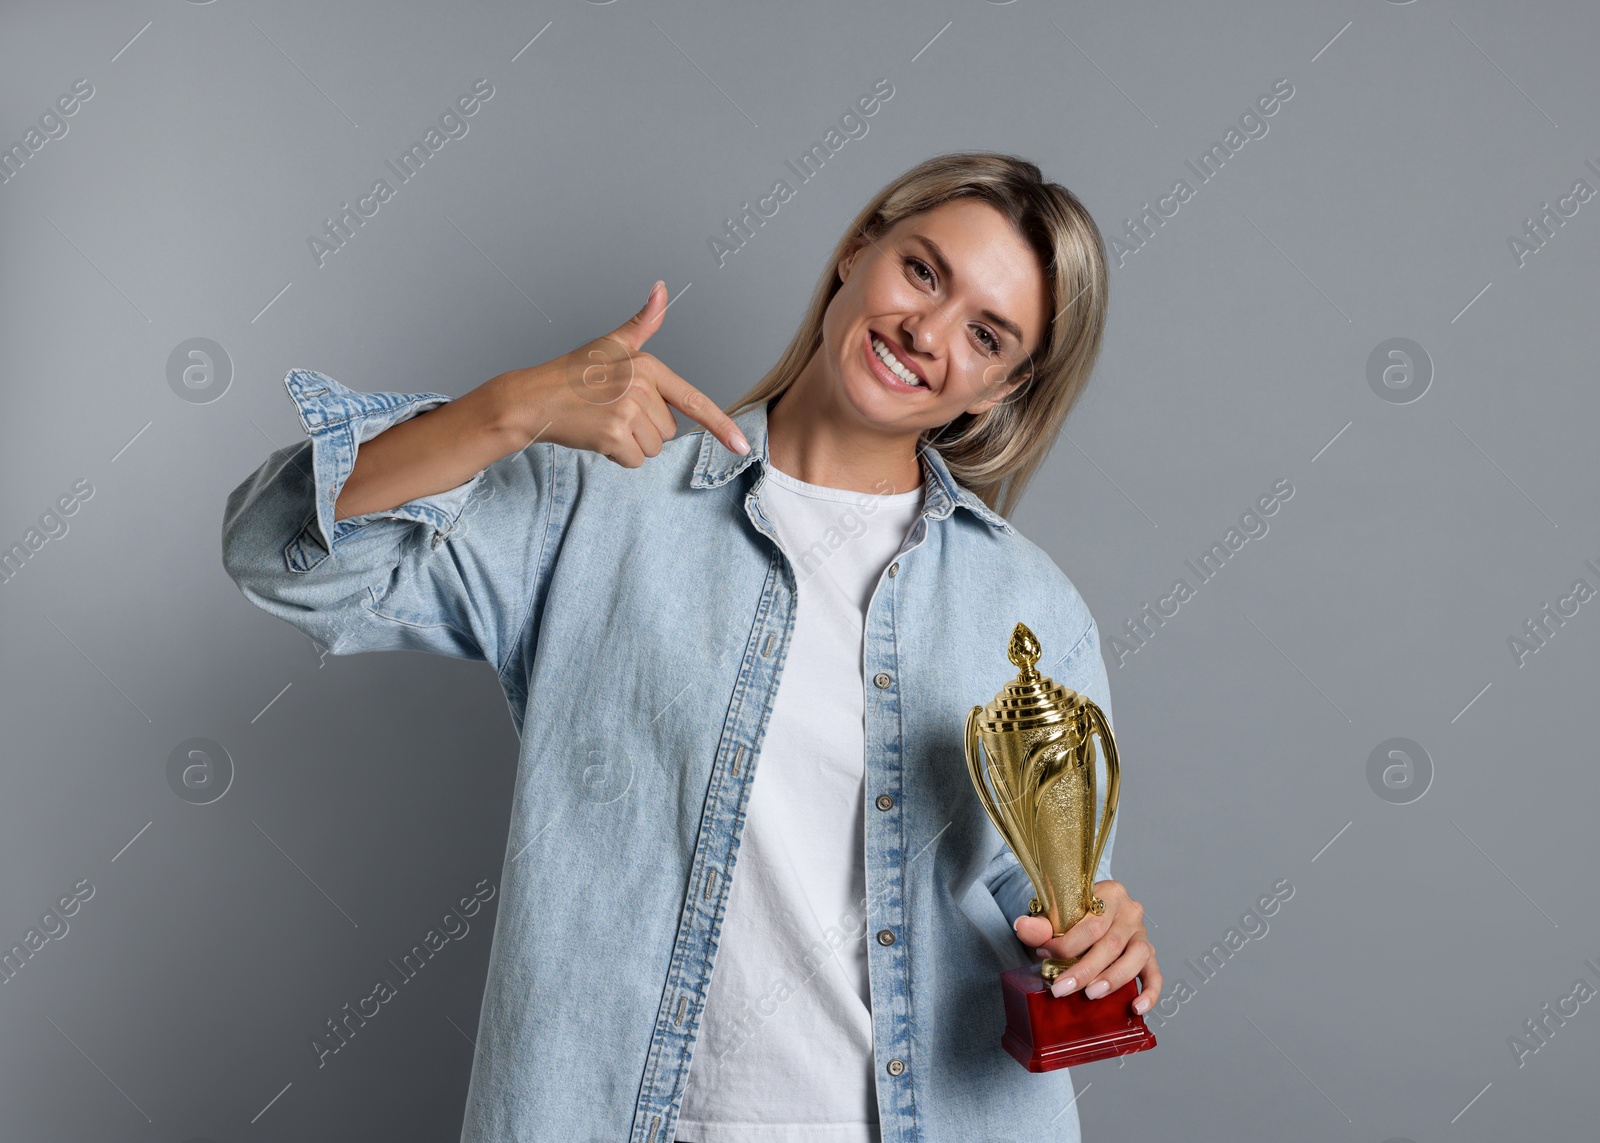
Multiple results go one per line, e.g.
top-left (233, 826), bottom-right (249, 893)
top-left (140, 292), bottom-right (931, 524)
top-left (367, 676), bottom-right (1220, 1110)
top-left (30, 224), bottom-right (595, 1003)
top-left (819, 198), bottom-right (1051, 438)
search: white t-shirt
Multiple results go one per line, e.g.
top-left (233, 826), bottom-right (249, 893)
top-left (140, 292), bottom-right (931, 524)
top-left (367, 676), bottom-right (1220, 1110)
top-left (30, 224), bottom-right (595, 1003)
top-left (676, 462), bottom-right (924, 1143)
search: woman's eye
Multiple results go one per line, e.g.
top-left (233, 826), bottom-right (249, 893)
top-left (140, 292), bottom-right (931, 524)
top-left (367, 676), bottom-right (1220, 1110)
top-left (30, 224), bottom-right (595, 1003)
top-left (906, 256), bottom-right (933, 283)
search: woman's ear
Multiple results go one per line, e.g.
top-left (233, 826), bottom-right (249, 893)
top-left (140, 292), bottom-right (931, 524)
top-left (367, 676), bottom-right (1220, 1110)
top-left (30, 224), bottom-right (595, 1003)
top-left (837, 242), bottom-right (865, 283)
top-left (963, 370), bottom-right (1030, 416)
top-left (838, 220), bottom-right (882, 283)
top-left (838, 227), bottom-right (876, 280)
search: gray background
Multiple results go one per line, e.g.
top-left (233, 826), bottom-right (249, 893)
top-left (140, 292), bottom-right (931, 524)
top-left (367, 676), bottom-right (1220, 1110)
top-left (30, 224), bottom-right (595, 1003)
top-left (1, 0), bottom-right (1596, 1140)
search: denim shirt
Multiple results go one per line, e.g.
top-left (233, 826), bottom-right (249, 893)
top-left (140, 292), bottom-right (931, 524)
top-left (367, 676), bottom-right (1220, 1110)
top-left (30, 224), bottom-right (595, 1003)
top-left (221, 369), bottom-right (1119, 1143)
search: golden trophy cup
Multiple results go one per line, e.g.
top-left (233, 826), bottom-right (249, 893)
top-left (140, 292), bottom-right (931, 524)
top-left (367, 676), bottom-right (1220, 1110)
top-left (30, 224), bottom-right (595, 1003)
top-left (964, 622), bottom-right (1158, 1071)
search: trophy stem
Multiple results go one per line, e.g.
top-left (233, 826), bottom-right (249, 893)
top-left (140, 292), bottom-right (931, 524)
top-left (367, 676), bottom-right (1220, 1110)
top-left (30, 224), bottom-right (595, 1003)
top-left (1039, 956), bottom-right (1078, 984)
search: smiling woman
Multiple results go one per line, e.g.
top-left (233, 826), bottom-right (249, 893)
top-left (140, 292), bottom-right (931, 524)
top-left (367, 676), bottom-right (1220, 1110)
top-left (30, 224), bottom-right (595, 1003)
top-left (221, 151), bottom-right (1146, 1143)
top-left (732, 152), bottom-right (1110, 518)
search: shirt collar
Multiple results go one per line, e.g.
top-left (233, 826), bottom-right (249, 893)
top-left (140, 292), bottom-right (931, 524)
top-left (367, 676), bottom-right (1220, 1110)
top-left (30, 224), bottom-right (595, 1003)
top-left (691, 397), bottom-right (1015, 534)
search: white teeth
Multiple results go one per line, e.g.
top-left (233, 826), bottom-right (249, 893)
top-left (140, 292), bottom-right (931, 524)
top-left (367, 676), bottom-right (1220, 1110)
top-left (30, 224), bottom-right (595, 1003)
top-left (871, 333), bottom-right (925, 387)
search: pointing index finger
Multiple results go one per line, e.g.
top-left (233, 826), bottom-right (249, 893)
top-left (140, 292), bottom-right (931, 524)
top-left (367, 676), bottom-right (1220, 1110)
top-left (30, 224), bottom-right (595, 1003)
top-left (659, 375), bottom-right (749, 455)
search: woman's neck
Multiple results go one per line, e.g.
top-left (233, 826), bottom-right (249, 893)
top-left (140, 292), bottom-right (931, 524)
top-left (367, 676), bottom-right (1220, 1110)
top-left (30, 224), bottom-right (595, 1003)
top-left (765, 371), bottom-right (924, 496)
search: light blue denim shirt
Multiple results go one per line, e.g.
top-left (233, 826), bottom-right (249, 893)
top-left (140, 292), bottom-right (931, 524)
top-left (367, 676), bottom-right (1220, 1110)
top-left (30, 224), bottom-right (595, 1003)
top-left (221, 369), bottom-right (1119, 1143)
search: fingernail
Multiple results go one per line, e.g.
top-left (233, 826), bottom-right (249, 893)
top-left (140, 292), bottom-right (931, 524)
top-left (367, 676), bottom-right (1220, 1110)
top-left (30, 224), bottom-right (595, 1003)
top-left (1133, 995), bottom-right (1150, 1014)
top-left (1049, 976), bottom-right (1076, 998)
top-left (1012, 918), bottom-right (1024, 933)
top-left (731, 431), bottom-right (750, 455)
top-left (1085, 980), bottom-right (1110, 1000)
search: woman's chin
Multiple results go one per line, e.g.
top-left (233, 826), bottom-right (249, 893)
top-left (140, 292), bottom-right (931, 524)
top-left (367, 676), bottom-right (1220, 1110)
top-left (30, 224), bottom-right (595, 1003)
top-left (836, 365), bottom-right (928, 431)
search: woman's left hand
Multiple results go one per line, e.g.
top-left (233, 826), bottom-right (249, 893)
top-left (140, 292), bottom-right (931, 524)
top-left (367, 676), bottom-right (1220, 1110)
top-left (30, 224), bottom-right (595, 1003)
top-left (1013, 879), bottom-right (1162, 1015)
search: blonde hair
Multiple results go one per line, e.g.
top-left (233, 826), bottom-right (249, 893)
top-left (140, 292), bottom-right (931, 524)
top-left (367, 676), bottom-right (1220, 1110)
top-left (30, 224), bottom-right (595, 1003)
top-left (726, 151), bottom-right (1110, 519)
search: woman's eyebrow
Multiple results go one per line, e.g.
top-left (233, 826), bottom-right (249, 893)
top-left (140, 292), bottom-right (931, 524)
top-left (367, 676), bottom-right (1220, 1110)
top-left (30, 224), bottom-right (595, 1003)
top-left (909, 233), bottom-right (1027, 346)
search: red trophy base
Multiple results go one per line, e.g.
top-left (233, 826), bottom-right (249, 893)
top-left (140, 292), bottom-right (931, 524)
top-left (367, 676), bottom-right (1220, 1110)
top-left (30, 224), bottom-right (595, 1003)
top-left (1000, 963), bottom-right (1158, 1072)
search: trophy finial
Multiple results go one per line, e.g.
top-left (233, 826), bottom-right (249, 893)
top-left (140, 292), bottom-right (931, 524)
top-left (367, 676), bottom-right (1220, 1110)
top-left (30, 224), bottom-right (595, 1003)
top-left (1007, 622), bottom-right (1042, 681)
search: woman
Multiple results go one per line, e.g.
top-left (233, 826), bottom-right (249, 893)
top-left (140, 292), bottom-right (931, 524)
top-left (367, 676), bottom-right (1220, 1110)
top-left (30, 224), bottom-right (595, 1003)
top-left (222, 151), bottom-right (1160, 1143)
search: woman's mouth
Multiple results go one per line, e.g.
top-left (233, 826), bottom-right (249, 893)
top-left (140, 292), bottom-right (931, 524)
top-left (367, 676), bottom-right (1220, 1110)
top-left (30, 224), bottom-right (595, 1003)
top-left (865, 330), bottom-right (929, 392)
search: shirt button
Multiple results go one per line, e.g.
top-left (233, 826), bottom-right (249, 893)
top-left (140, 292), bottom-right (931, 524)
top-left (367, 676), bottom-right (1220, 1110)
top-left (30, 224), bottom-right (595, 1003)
top-left (873, 672), bottom-right (892, 689)
top-left (877, 929), bottom-right (896, 946)
top-left (887, 562), bottom-right (899, 577)
top-left (887, 1058), bottom-right (906, 1076)
top-left (875, 794), bottom-right (894, 811)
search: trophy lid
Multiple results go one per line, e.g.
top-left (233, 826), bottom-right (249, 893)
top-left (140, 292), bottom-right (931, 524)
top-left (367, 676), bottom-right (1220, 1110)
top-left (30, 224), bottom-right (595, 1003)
top-left (977, 622), bottom-right (1085, 732)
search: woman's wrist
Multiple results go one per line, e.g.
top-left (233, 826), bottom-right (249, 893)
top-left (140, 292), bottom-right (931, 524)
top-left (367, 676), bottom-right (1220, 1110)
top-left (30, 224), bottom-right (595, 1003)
top-left (483, 365), bottom-right (559, 451)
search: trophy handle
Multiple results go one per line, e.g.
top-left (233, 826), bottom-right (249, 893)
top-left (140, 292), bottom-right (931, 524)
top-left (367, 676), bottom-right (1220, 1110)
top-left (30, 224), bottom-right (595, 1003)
top-left (1081, 698), bottom-right (1121, 908)
top-left (964, 705), bottom-right (1011, 845)
top-left (967, 705), bottom-right (1052, 922)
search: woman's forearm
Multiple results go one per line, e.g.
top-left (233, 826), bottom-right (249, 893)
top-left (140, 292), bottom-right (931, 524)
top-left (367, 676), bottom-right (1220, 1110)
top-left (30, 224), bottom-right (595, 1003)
top-left (333, 372), bottom-right (537, 521)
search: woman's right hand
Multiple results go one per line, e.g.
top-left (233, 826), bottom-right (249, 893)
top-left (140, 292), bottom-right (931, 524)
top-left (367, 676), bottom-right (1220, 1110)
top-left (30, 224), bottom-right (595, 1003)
top-left (490, 280), bottom-right (750, 467)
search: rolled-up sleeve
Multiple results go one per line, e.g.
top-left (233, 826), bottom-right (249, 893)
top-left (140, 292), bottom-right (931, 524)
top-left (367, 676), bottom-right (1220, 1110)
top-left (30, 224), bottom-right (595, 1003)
top-left (221, 368), bottom-right (560, 675)
top-left (984, 617), bottom-right (1118, 927)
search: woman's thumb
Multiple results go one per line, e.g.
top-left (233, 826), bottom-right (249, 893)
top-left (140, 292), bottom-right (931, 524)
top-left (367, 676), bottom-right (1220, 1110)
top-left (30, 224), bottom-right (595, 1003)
top-left (1013, 915), bottom-right (1052, 946)
top-left (614, 279), bottom-right (667, 351)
